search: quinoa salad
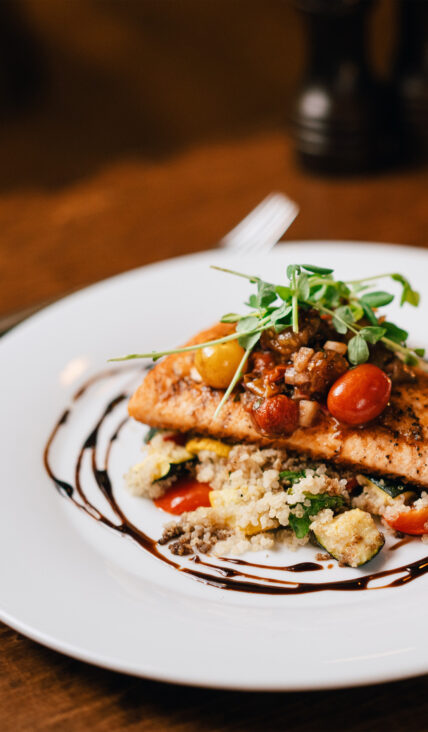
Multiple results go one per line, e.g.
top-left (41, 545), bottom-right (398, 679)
top-left (125, 430), bottom-right (428, 568)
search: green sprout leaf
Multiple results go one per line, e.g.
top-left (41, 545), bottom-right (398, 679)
top-left (360, 291), bottom-right (394, 308)
top-left (235, 316), bottom-right (262, 349)
top-left (349, 302), bottom-right (364, 322)
top-left (332, 305), bottom-right (354, 335)
top-left (236, 316), bottom-right (259, 333)
top-left (404, 353), bottom-right (419, 366)
top-left (382, 321), bottom-right (408, 344)
top-left (220, 313), bottom-right (242, 323)
top-left (360, 301), bottom-right (379, 325)
top-left (358, 326), bottom-right (386, 344)
top-left (271, 303), bottom-right (292, 332)
top-left (287, 264), bottom-right (300, 280)
top-left (276, 285), bottom-right (293, 302)
top-left (297, 273), bottom-right (310, 300)
top-left (246, 294), bottom-right (259, 308)
top-left (301, 264), bottom-right (334, 275)
top-left (237, 331), bottom-right (261, 350)
top-left (392, 274), bottom-right (420, 307)
top-left (348, 335), bottom-right (370, 364)
top-left (257, 281), bottom-right (277, 308)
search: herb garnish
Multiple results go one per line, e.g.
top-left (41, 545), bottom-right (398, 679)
top-left (111, 264), bottom-right (422, 417)
top-left (144, 427), bottom-right (160, 444)
top-left (279, 469), bottom-right (307, 485)
top-left (288, 493), bottom-right (344, 539)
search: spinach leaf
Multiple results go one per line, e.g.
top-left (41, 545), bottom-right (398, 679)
top-left (288, 493), bottom-right (344, 539)
top-left (279, 469), bottom-right (307, 485)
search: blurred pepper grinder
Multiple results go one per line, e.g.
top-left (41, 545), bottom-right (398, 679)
top-left (291, 0), bottom-right (399, 174)
top-left (393, 0), bottom-right (428, 160)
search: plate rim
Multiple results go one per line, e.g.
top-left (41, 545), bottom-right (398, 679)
top-left (1, 239), bottom-right (428, 691)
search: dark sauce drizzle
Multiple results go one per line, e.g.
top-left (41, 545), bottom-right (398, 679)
top-left (43, 367), bottom-right (428, 596)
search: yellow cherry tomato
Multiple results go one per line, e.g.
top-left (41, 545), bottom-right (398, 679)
top-left (194, 340), bottom-right (246, 389)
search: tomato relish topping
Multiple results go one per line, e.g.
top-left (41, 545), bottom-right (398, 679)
top-left (112, 263), bottom-right (423, 437)
top-left (240, 310), bottom-right (410, 436)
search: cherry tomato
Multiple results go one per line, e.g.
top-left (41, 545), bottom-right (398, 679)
top-left (327, 364), bottom-right (391, 426)
top-left (384, 506), bottom-right (428, 536)
top-left (154, 478), bottom-right (212, 515)
top-left (252, 394), bottom-right (299, 435)
top-left (195, 339), bottom-right (246, 389)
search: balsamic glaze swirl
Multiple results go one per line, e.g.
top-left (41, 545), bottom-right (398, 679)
top-left (43, 367), bottom-right (428, 595)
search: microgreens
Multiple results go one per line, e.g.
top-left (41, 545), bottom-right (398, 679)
top-left (110, 264), bottom-right (423, 417)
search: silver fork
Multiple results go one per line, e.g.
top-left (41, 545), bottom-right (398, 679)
top-left (220, 192), bottom-right (299, 255)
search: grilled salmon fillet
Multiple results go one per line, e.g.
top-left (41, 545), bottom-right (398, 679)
top-left (128, 324), bottom-right (428, 487)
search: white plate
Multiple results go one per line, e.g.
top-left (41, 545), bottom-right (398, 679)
top-left (1, 242), bottom-right (428, 691)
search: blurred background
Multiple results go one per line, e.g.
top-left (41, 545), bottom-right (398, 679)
top-left (0, 0), bottom-right (426, 320)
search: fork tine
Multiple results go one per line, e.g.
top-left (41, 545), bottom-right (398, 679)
top-left (241, 204), bottom-right (299, 254)
top-left (220, 193), bottom-right (299, 255)
top-left (220, 194), bottom-right (278, 247)
top-left (224, 198), bottom-right (290, 250)
top-left (227, 198), bottom-right (298, 254)
top-left (230, 205), bottom-right (287, 252)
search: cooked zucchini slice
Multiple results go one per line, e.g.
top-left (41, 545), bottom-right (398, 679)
top-left (311, 508), bottom-right (384, 567)
top-left (359, 475), bottom-right (416, 500)
top-left (185, 438), bottom-right (231, 458)
top-left (151, 445), bottom-right (194, 482)
top-left (356, 476), bottom-right (416, 514)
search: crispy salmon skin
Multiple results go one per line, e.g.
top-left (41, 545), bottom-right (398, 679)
top-left (128, 324), bottom-right (428, 487)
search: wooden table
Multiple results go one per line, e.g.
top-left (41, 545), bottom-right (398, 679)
top-left (1, 131), bottom-right (428, 730)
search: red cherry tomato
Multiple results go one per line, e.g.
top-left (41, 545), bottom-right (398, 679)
top-left (327, 364), bottom-right (391, 426)
top-left (384, 506), bottom-right (428, 536)
top-left (154, 478), bottom-right (212, 515)
top-left (252, 394), bottom-right (299, 435)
